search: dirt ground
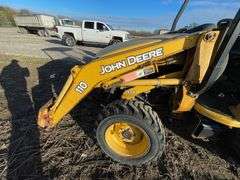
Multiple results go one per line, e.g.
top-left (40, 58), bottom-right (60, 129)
top-left (0, 27), bottom-right (101, 62)
top-left (0, 28), bottom-right (240, 179)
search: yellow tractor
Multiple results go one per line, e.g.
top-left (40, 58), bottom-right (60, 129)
top-left (37, 0), bottom-right (240, 165)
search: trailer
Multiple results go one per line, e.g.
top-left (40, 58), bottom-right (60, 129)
top-left (14, 15), bottom-right (56, 36)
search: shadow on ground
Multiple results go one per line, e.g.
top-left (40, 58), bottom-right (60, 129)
top-left (0, 60), bottom-right (44, 179)
top-left (46, 39), bottom-right (63, 45)
top-left (42, 47), bottom-right (96, 64)
top-left (32, 57), bottom-right (80, 111)
top-left (0, 55), bottom-right (81, 178)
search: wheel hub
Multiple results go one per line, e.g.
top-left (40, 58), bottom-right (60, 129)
top-left (67, 38), bottom-right (73, 45)
top-left (105, 122), bottom-right (150, 157)
top-left (120, 127), bottom-right (135, 142)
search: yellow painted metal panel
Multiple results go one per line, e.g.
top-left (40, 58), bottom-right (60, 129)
top-left (38, 33), bottom-right (202, 127)
top-left (185, 31), bottom-right (220, 83)
top-left (174, 31), bottom-right (220, 112)
top-left (194, 103), bottom-right (240, 128)
top-left (173, 86), bottom-right (196, 112)
top-left (122, 86), bottom-right (155, 100)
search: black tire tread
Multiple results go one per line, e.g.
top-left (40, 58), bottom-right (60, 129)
top-left (110, 39), bottom-right (122, 45)
top-left (100, 99), bottom-right (165, 163)
top-left (62, 34), bottom-right (76, 46)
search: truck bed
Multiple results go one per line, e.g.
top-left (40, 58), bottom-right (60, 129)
top-left (57, 25), bottom-right (83, 40)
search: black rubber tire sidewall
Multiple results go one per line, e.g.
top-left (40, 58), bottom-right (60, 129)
top-left (37, 30), bottom-right (44, 37)
top-left (63, 35), bottom-right (76, 47)
top-left (19, 27), bottom-right (28, 34)
top-left (110, 39), bottom-right (121, 45)
top-left (96, 114), bottom-right (164, 165)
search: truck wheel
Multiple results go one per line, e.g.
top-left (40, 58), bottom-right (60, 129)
top-left (19, 27), bottom-right (29, 34)
top-left (37, 30), bottom-right (45, 37)
top-left (62, 34), bottom-right (76, 47)
top-left (44, 29), bottom-right (50, 37)
top-left (97, 100), bottom-right (165, 165)
top-left (110, 39), bottom-right (122, 45)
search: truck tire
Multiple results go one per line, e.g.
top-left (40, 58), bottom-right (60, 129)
top-left (97, 100), bottom-right (165, 165)
top-left (37, 30), bottom-right (45, 37)
top-left (19, 27), bottom-right (29, 34)
top-left (37, 29), bottom-right (49, 37)
top-left (62, 34), bottom-right (76, 47)
top-left (45, 29), bottom-right (50, 37)
top-left (110, 39), bottom-right (122, 45)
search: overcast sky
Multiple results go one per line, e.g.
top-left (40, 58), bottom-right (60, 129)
top-left (0, 0), bottom-right (239, 31)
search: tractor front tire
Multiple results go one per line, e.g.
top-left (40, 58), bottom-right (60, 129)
top-left (97, 100), bottom-right (165, 165)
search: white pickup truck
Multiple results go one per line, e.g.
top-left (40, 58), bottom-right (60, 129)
top-left (56, 20), bottom-right (130, 46)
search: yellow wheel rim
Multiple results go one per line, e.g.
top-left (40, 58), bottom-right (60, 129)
top-left (105, 122), bottom-right (150, 158)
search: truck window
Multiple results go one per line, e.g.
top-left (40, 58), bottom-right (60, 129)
top-left (97, 23), bottom-right (109, 31)
top-left (62, 20), bottom-right (74, 26)
top-left (84, 22), bottom-right (94, 29)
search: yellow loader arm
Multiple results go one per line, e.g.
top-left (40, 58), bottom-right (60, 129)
top-left (38, 31), bottom-right (218, 128)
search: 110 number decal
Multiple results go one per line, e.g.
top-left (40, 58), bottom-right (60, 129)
top-left (76, 81), bottom-right (88, 93)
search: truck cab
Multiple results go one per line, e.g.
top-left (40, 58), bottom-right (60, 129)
top-left (82, 20), bottom-right (130, 44)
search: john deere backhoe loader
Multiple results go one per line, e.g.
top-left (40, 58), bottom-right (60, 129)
top-left (37, 0), bottom-right (240, 165)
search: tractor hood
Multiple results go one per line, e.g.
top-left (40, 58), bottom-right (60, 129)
top-left (96, 33), bottom-right (185, 58)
